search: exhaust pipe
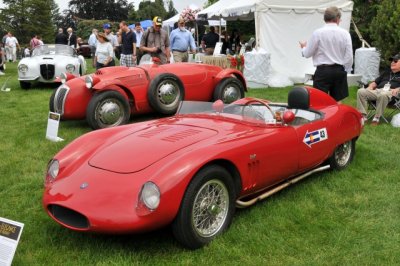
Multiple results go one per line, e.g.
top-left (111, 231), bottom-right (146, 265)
top-left (236, 165), bottom-right (330, 208)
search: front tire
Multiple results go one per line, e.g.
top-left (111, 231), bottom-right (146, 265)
top-left (329, 140), bottom-right (355, 170)
top-left (213, 77), bottom-right (244, 103)
top-left (172, 165), bottom-right (235, 249)
top-left (20, 81), bottom-right (31, 90)
top-left (147, 73), bottom-right (184, 115)
top-left (86, 91), bottom-right (130, 130)
top-left (49, 89), bottom-right (56, 112)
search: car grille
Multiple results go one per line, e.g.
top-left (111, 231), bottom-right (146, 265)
top-left (48, 204), bottom-right (89, 229)
top-left (40, 64), bottom-right (55, 80)
top-left (53, 86), bottom-right (69, 115)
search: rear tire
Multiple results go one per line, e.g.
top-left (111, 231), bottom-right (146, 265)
top-left (213, 77), bottom-right (244, 103)
top-left (329, 140), bottom-right (355, 170)
top-left (147, 73), bottom-right (184, 115)
top-left (172, 165), bottom-right (235, 249)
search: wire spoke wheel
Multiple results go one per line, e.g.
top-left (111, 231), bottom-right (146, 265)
top-left (329, 139), bottom-right (355, 170)
top-left (192, 179), bottom-right (229, 237)
top-left (334, 141), bottom-right (352, 167)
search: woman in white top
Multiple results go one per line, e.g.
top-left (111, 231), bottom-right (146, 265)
top-left (95, 32), bottom-right (114, 70)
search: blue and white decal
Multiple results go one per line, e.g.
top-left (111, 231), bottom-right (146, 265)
top-left (303, 128), bottom-right (328, 148)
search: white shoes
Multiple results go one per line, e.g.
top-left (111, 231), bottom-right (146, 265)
top-left (0, 71), bottom-right (5, 75)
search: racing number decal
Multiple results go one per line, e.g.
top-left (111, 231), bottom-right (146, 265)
top-left (303, 128), bottom-right (328, 148)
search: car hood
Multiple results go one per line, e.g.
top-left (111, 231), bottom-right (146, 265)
top-left (88, 124), bottom-right (218, 173)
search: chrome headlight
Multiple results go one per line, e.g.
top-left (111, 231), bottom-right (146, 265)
top-left (60, 72), bottom-right (67, 84)
top-left (66, 64), bottom-right (75, 73)
top-left (47, 159), bottom-right (59, 182)
top-left (18, 64), bottom-right (28, 73)
top-left (139, 182), bottom-right (160, 210)
top-left (85, 75), bottom-right (93, 89)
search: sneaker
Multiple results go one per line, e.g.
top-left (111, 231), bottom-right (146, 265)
top-left (371, 117), bottom-right (379, 126)
top-left (0, 71), bottom-right (4, 75)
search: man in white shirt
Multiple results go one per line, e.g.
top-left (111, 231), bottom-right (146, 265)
top-left (134, 22), bottom-right (143, 64)
top-left (88, 28), bottom-right (98, 66)
top-left (299, 6), bottom-right (353, 102)
top-left (5, 32), bottom-right (20, 62)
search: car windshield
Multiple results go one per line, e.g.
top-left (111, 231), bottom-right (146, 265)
top-left (177, 101), bottom-right (322, 126)
top-left (32, 44), bottom-right (76, 57)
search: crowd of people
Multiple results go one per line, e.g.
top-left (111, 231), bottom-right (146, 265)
top-left (1, 9), bottom-right (398, 125)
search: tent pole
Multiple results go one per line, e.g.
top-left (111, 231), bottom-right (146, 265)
top-left (219, 16), bottom-right (222, 41)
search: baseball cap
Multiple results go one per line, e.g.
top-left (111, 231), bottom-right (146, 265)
top-left (103, 23), bottom-right (111, 29)
top-left (153, 16), bottom-right (163, 26)
top-left (389, 53), bottom-right (400, 61)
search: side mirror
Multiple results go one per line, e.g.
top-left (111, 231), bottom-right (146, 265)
top-left (283, 110), bottom-right (295, 124)
top-left (212, 100), bottom-right (224, 113)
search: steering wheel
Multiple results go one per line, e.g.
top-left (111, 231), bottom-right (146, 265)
top-left (241, 99), bottom-right (275, 121)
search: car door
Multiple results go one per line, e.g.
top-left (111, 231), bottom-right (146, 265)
top-left (251, 126), bottom-right (300, 190)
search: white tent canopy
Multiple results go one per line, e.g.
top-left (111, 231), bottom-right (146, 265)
top-left (199, 0), bottom-right (354, 84)
top-left (163, 13), bottom-right (226, 28)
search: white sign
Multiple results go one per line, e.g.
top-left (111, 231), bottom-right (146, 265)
top-left (213, 42), bottom-right (223, 56)
top-left (0, 217), bottom-right (24, 266)
top-left (46, 112), bottom-right (64, 142)
top-left (303, 128), bottom-right (328, 148)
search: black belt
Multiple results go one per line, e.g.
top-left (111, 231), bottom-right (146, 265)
top-left (172, 49), bottom-right (188, 53)
top-left (317, 64), bottom-right (343, 68)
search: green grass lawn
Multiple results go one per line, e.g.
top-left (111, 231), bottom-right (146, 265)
top-left (0, 61), bottom-right (399, 265)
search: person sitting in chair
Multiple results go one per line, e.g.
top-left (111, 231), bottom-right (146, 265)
top-left (356, 53), bottom-right (400, 125)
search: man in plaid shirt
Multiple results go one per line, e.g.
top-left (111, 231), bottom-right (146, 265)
top-left (118, 21), bottom-right (137, 67)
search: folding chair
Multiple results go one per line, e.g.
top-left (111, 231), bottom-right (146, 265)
top-left (367, 96), bottom-right (400, 123)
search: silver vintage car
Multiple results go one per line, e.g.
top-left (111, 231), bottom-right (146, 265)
top-left (18, 44), bottom-right (87, 89)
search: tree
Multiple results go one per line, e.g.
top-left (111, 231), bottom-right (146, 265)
top-left (0, 0), bottom-right (57, 45)
top-left (165, 0), bottom-right (178, 19)
top-left (370, 0), bottom-right (400, 66)
top-left (136, 0), bottom-right (167, 21)
top-left (204, 0), bottom-right (219, 8)
top-left (350, 0), bottom-right (380, 51)
top-left (67, 0), bottom-right (133, 21)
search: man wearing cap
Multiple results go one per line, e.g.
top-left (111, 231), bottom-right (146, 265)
top-left (356, 54), bottom-right (400, 125)
top-left (103, 23), bottom-right (119, 60)
top-left (169, 18), bottom-right (196, 63)
top-left (118, 21), bottom-right (137, 67)
top-left (299, 6), bottom-right (353, 102)
top-left (140, 16), bottom-right (170, 64)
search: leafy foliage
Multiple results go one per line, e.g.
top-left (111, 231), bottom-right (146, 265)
top-left (0, 0), bottom-right (58, 45)
top-left (165, 0), bottom-right (178, 19)
top-left (350, 0), bottom-right (380, 49)
top-left (136, 0), bottom-right (167, 21)
top-left (67, 0), bottom-right (133, 21)
top-left (370, 0), bottom-right (400, 66)
top-left (204, 0), bottom-right (219, 8)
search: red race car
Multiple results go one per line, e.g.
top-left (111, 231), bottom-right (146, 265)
top-left (50, 61), bottom-right (246, 129)
top-left (43, 87), bottom-right (363, 249)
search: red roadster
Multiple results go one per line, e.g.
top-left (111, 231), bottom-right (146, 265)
top-left (43, 87), bottom-right (363, 249)
top-left (50, 62), bottom-right (246, 129)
